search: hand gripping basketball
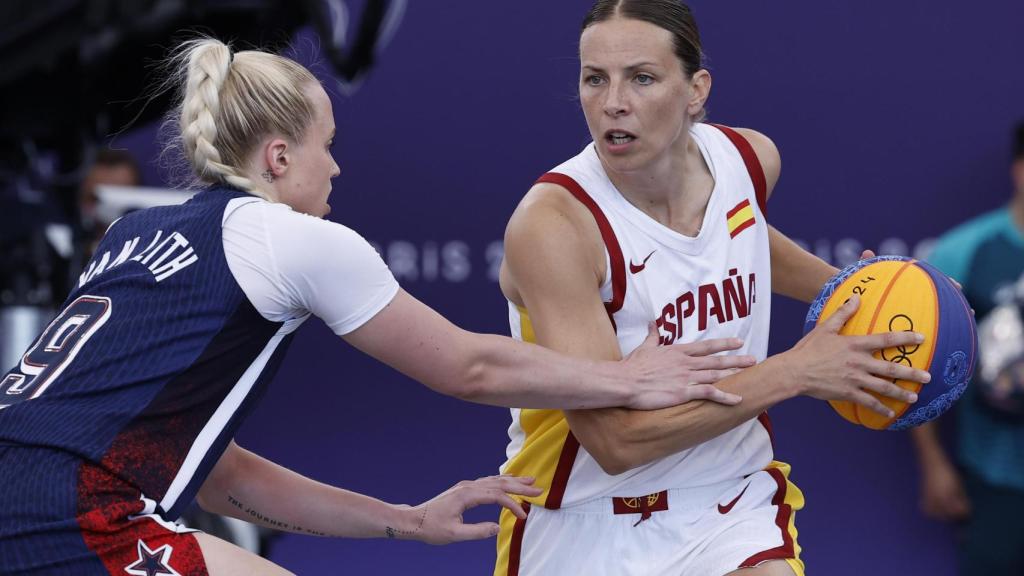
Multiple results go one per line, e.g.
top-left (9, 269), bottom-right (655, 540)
top-left (803, 255), bottom-right (976, 429)
top-left (788, 294), bottom-right (930, 418)
top-left (619, 323), bottom-right (753, 410)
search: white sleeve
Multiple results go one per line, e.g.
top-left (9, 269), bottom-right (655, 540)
top-left (222, 199), bottom-right (399, 335)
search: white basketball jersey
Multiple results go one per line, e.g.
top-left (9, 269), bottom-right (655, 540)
top-left (502, 123), bottom-right (776, 509)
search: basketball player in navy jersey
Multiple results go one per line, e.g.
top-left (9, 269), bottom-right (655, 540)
top-left (494, 2), bottom-right (931, 575)
top-left (0, 39), bottom-right (762, 575)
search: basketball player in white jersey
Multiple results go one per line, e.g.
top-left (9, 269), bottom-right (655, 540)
top-left (493, 2), bottom-right (931, 575)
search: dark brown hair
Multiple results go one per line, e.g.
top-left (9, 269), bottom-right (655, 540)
top-left (582, 0), bottom-right (704, 78)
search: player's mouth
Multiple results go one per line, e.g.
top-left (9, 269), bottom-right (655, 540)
top-left (604, 130), bottom-right (637, 152)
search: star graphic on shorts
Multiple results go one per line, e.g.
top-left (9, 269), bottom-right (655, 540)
top-left (124, 539), bottom-right (181, 576)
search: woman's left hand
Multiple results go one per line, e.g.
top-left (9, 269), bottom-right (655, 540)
top-left (393, 475), bottom-right (542, 545)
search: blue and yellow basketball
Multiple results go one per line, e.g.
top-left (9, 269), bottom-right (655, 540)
top-left (803, 256), bottom-right (977, 430)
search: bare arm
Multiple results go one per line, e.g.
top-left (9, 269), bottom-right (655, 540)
top-left (769, 225), bottom-right (839, 302)
top-left (341, 287), bottom-right (741, 411)
top-left (567, 361), bottom-right (801, 475)
top-left (197, 442), bottom-right (541, 543)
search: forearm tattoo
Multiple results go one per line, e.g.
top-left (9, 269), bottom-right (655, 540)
top-left (226, 493), bottom-right (328, 537)
top-left (385, 504), bottom-right (428, 539)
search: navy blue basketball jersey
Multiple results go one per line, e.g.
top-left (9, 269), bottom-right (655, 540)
top-left (0, 187), bottom-right (297, 520)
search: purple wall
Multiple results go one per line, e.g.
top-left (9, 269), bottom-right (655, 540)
top-left (119, 1), bottom-right (1024, 573)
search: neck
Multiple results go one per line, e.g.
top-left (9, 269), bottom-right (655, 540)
top-left (237, 165), bottom-right (279, 202)
top-left (598, 133), bottom-right (712, 233)
top-left (604, 147), bottom-right (686, 203)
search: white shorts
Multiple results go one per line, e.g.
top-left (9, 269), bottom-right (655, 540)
top-left (495, 462), bottom-right (805, 576)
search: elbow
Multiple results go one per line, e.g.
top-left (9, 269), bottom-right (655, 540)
top-left (425, 332), bottom-right (492, 403)
top-left (582, 427), bottom-right (648, 476)
top-left (593, 452), bottom-right (632, 477)
top-left (581, 410), bottom-right (671, 476)
top-left (435, 358), bottom-right (487, 403)
top-left (591, 442), bottom-right (650, 476)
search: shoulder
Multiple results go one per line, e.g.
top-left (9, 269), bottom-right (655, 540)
top-left (503, 181), bottom-right (607, 283)
top-left (506, 182), bottom-right (602, 252)
top-left (227, 199), bottom-right (364, 242)
top-left (700, 124), bottom-right (781, 197)
top-left (226, 200), bottom-right (379, 274)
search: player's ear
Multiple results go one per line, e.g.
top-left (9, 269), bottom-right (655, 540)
top-left (263, 138), bottom-right (289, 178)
top-left (686, 69), bottom-right (711, 119)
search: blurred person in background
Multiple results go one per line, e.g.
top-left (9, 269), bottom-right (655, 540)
top-left (75, 149), bottom-right (143, 262)
top-left (911, 120), bottom-right (1024, 575)
top-left (0, 148), bottom-right (140, 321)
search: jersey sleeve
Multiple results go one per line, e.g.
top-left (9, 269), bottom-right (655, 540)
top-left (222, 200), bottom-right (399, 335)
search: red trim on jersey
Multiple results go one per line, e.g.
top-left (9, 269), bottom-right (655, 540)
top-left (544, 432), bottom-right (580, 509)
top-left (533, 173), bottom-right (619, 511)
top-left (507, 502), bottom-right (531, 576)
top-left (758, 411), bottom-right (776, 452)
top-left (709, 124), bottom-right (769, 218)
top-left (536, 172), bottom-right (627, 320)
top-left (739, 467), bottom-right (796, 568)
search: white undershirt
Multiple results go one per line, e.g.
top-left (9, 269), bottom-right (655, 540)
top-left (221, 197), bottom-right (399, 335)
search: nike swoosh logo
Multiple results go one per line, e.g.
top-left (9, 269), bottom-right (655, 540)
top-left (629, 250), bottom-right (656, 274)
top-left (717, 484), bottom-right (749, 515)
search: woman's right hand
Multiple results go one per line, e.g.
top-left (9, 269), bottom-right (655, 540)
top-left (781, 294), bottom-right (931, 417)
top-left (619, 323), bottom-right (753, 410)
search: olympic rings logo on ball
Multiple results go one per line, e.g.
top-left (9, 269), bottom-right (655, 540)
top-left (880, 314), bottom-right (919, 367)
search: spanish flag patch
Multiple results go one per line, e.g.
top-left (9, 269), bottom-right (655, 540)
top-left (726, 199), bottom-right (756, 238)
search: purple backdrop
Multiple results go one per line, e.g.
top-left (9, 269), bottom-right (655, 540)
top-left (114, 1), bottom-right (1024, 573)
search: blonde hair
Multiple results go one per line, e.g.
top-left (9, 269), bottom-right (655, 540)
top-left (164, 38), bottom-right (319, 198)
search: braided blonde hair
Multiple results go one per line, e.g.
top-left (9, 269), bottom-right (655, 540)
top-left (167, 38), bottom-right (319, 198)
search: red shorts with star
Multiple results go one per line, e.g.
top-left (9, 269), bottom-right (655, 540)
top-left (81, 507), bottom-right (209, 576)
top-left (0, 444), bottom-right (209, 575)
